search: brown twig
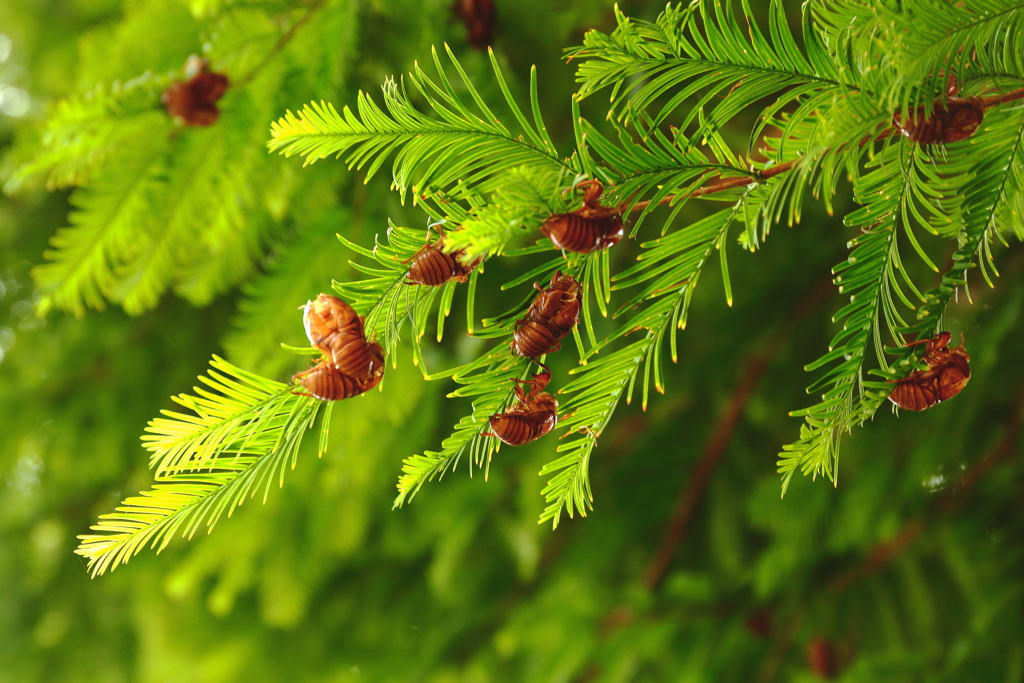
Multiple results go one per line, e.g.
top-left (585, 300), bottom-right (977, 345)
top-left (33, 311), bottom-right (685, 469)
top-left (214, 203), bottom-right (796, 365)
top-left (827, 391), bottom-right (1024, 595)
top-left (642, 353), bottom-right (769, 589)
top-left (620, 87), bottom-right (1024, 216)
top-left (755, 390), bottom-right (1024, 683)
top-left (642, 280), bottom-right (834, 591)
top-left (981, 87), bottom-right (1024, 109)
top-left (235, 0), bottom-right (328, 88)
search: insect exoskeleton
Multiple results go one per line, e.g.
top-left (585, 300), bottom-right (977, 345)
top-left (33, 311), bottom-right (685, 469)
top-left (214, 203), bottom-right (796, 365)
top-left (486, 367), bottom-right (559, 446)
top-left (405, 223), bottom-right (480, 286)
top-left (894, 97), bottom-right (984, 145)
top-left (292, 358), bottom-right (372, 401)
top-left (888, 331), bottom-right (971, 411)
top-left (510, 271), bottom-right (581, 360)
top-left (541, 179), bottom-right (624, 253)
top-left (295, 294), bottom-right (386, 401)
top-left (302, 294), bottom-right (384, 379)
top-left (161, 55), bottom-right (229, 127)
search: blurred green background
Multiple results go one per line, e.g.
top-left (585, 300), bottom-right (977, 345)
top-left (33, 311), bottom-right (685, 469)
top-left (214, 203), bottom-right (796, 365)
top-left (2, 0), bottom-right (1023, 681)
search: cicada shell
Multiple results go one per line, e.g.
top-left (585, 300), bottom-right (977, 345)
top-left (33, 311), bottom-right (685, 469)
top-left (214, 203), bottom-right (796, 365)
top-left (541, 180), bottom-right (623, 254)
top-left (894, 98), bottom-right (984, 145)
top-left (303, 293), bottom-right (364, 347)
top-left (511, 271), bottom-right (581, 360)
top-left (293, 358), bottom-right (383, 401)
top-left (888, 332), bottom-right (971, 411)
top-left (161, 55), bottom-right (229, 127)
top-left (295, 294), bottom-right (386, 401)
top-left (302, 294), bottom-right (384, 379)
top-left (454, 0), bottom-right (496, 51)
top-left (486, 369), bottom-right (558, 446)
top-left (405, 224), bottom-right (480, 286)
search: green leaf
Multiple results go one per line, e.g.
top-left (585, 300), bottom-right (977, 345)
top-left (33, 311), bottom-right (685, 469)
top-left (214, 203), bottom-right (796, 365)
top-left (75, 356), bottom-right (325, 576)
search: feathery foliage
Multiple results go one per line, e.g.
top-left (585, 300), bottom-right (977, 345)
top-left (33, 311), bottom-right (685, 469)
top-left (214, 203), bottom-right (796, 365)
top-left (269, 45), bottom-right (568, 204)
top-left (20, 0), bottom-right (1020, 568)
top-left (10, 2), bottom-right (1024, 680)
top-left (76, 356), bottom-right (328, 576)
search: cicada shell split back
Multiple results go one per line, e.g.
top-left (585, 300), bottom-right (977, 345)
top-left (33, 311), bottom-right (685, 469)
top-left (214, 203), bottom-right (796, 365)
top-left (541, 180), bottom-right (623, 254)
top-left (486, 369), bottom-right (558, 446)
top-left (888, 332), bottom-right (971, 411)
top-left (510, 271), bottom-right (581, 360)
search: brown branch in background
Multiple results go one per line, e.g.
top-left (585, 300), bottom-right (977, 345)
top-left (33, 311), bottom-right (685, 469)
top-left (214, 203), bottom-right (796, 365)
top-left (642, 353), bottom-right (769, 589)
top-left (643, 280), bottom-right (834, 591)
top-left (827, 390), bottom-right (1024, 595)
top-left (621, 87), bottom-right (1024, 216)
top-left (575, 280), bottom-right (836, 683)
top-left (755, 390), bottom-right (1024, 683)
top-left (235, 0), bottom-right (328, 88)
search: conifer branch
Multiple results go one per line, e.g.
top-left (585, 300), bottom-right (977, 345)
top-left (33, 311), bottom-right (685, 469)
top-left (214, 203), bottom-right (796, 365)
top-left (235, 0), bottom-right (328, 87)
top-left (619, 87), bottom-right (1024, 216)
top-left (269, 46), bottom-right (570, 204)
top-left (76, 356), bottom-right (328, 576)
top-left (781, 108), bottom-right (1024, 491)
top-left (539, 199), bottom-right (755, 527)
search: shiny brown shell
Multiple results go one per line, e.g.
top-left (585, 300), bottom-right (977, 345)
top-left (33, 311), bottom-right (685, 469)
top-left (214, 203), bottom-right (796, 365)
top-left (293, 354), bottom-right (384, 401)
top-left (302, 294), bottom-right (382, 379)
top-left (303, 294), bottom-right (364, 348)
top-left (161, 55), bottom-right (229, 127)
top-left (486, 370), bottom-right (558, 446)
top-left (510, 272), bottom-right (581, 360)
top-left (888, 332), bottom-right (971, 411)
top-left (405, 224), bottom-right (479, 286)
top-left (541, 180), bottom-right (623, 254)
top-left (454, 0), bottom-right (496, 50)
top-left (295, 294), bottom-right (386, 401)
top-left (894, 98), bottom-right (983, 144)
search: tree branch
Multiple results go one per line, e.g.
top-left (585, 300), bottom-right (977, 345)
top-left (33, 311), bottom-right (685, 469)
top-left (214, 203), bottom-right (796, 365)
top-left (642, 280), bottom-right (834, 590)
top-left (622, 87), bottom-right (1024, 215)
top-left (235, 0), bottom-right (328, 87)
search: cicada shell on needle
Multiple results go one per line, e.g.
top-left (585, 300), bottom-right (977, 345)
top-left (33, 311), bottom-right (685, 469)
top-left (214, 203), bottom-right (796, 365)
top-left (293, 294), bottom-right (385, 401)
top-left (888, 332), bottom-right (970, 411)
top-left (404, 223), bottom-right (480, 286)
top-left (541, 180), bottom-right (623, 254)
top-left (510, 271), bottom-right (581, 360)
top-left (486, 368), bottom-right (558, 446)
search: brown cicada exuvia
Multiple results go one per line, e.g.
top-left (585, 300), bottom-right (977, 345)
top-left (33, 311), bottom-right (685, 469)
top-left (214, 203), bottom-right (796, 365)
top-left (404, 223), bottom-right (480, 286)
top-left (893, 78), bottom-right (984, 145)
top-left (486, 367), bottom-right (558, 446)
top-left (293, 294), bottom-right (384, 401)
top-left (510, 271), bottom-right (581, 360)
top-left (161, 55), bottom-right (229, 127)
top-left (454, 0), bottom-right (496, 51)
top-left (541, 180), bottom-right (623, 254)
top-left (888, 332), bottom-right (970, 411)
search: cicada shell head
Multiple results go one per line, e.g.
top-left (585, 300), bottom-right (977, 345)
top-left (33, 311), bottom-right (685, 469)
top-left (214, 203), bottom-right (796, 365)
top-left (549, 271), bottom-right (581, 296)
top-left (303, 294), bottom-right (362, 347)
